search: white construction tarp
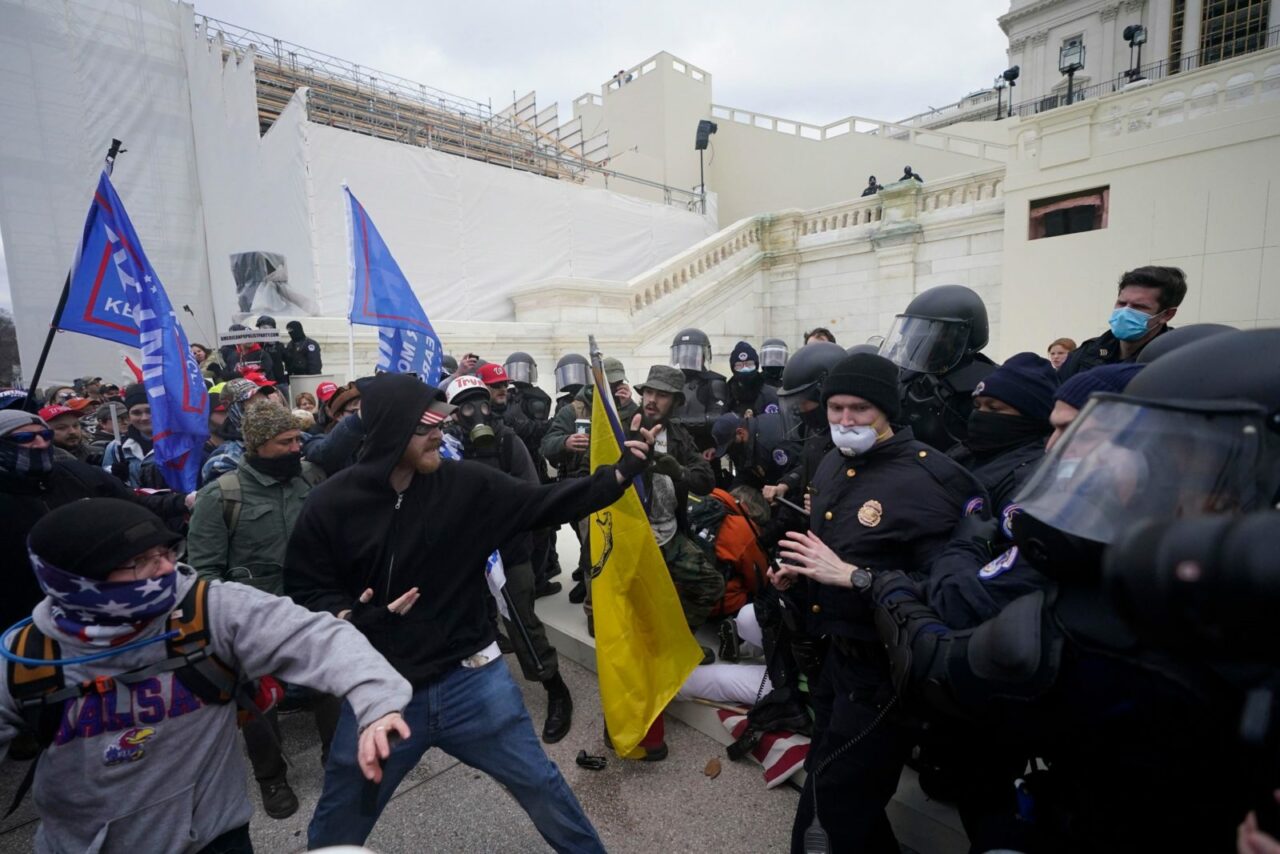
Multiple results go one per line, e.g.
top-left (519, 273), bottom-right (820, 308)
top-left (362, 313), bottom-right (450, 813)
top-left (0, 0), bottom-right (716, 384)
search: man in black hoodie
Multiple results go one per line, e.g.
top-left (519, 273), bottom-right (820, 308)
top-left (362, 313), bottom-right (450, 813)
top-left (287, 373), bottom-right (652, 851)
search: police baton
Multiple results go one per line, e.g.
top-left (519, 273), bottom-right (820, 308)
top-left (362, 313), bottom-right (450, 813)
top-left (775, 494), bottom-right (810, 517)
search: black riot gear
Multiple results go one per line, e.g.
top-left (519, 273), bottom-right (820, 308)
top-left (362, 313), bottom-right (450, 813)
top-left (760, 338), bottom-right (789, 387)
top-left (553, 354), bottom-right (590, 395)
top-left (879, 284), bottom-right (995, 450)
top-left (670, 328), bottom-right (712, 373)
top-left (1135, 323), bottom-right (1239, 364)
top-left (504, 351), bottom-right (539, 386)
top-left (776, 342), bottom-right (846, 435)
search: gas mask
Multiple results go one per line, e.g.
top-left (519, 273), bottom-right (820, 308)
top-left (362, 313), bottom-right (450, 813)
top-left (456, 398), bottom-right (495, 449)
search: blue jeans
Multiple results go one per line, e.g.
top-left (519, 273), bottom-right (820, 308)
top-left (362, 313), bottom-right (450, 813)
top-left (308, 661), bottom-right (604, 853)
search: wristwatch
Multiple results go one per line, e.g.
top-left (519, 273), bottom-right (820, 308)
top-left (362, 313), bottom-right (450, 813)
top-left (849, 566), bottom-right (873, 592)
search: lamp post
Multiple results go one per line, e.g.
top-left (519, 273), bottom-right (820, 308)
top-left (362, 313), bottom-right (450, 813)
top-left (1124, 24), bottom-right (1148, 81)
top-left (1059, 42), bottom-right (1085, 105)
top-left (993, 75), bottom-right (1007, 120)
top-left (694, 119), bottom-right (717, 215)
top-left (1002, 66), bottom-right (1020, 118)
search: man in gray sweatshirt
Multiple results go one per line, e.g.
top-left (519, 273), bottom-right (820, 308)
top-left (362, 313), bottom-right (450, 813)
top-left (0, 498), bottom-right (412, 854)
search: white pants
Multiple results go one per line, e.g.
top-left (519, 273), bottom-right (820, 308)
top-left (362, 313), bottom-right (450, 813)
top-left (677, 604), bottom-right (773, 706)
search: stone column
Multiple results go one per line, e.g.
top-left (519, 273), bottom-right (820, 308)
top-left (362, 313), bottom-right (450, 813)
top-left (1179, 0), bottom-right (1203, 68)
top-left (761, 213), bottom-right (803, 343)
top-left (1101, 4), bottom-right (1122, 84)
top-left (1030, 31), bottom-right (1051, 104)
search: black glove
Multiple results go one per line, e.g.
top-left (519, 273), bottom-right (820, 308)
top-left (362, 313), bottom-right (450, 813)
top-left (346, 600), bottom-right (392, 632)
top-left (651, 453), bottom-right (684, 482)
top-left (110, 457), bottom-right (132, 483)
top-left (615, 443), bottom-right (651, 481)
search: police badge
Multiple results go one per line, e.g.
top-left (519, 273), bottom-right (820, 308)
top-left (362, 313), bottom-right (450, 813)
top-left (857, 499), bottom-right (883, 527)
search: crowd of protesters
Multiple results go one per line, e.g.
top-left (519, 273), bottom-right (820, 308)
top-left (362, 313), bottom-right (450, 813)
top-left (2, 266), bottom-right (1279, 854)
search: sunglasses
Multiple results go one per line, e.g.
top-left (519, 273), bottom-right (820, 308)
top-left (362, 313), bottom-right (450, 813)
top-left (5, 429), bottom-right (54, 444)
top-left (413, 422), bottom-right (445, 436)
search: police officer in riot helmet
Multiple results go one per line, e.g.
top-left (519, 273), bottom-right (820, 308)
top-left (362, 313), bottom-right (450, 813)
top-left (503, 352), bottom-right (554, 428)
top-left (760, 338), bottom-right (790, 388)
top-left (553, 353), bottom-right (591, 411)
top-left (879, 284), bottom-right (996, 451)
top-left (871, 328), bottom-right (1280, 853)
top-left (761, 341), bottom-right (846, 507)
top-left (669, 328), bottom-right (728, 452)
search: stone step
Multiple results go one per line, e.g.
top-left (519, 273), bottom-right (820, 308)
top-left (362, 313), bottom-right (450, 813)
top-left (535, 549), bottom-right (969, 854)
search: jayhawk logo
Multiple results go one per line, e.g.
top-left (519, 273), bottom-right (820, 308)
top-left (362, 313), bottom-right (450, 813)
top-left (103, 727), bottom-right (156, 766)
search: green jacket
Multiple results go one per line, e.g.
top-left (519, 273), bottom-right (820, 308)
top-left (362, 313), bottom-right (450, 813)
top-left (186, 457), bottom-right (323, 594)
top-left (541, 385), bottom-right (640, 479)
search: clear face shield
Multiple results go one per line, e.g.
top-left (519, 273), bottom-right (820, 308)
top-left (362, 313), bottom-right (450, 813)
top-left (554, 362), bottom-right (589, 393)
top-left (1013, 394), bottom-right (1277, 547)
top-left (879, 315), bottom-right (971, 374)
top-left (505, 361), bottom-right (536, 385)
top-left (670, 343), bottom-right (709, 372)
top-left (760, 344), bottom-right (788, 370)
top-left (776, 383), bottom-right (822, 439)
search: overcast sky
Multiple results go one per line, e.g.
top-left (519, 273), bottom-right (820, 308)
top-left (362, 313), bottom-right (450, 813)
top-left (0, 0), bottom-right (1013, 314)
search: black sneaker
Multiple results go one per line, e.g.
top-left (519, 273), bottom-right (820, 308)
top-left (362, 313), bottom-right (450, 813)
top-left (259, 776), bottom-right (299, 820)
top-left (699, 645), bottom-right (715, 666)
top-left (535, 581), bottom-right (562, 599)
top-left (717, 620), bottom-right (741, 663)
top-left (568, 580), bottom-right (587, 604)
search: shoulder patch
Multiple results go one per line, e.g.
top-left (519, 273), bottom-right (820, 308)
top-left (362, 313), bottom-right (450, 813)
top-left (1001, 503), bottom-right (1021, 539)
top-left (772, 448), bottom-right (789, 466)
top-left (307, 344), bottom-right (316, 351)
top-left (963, 496), bottom-right (985, 516)
top-left (978, 546), bottom-right (1019, 581)
top-left (764, 403), bottom-right (779, 414)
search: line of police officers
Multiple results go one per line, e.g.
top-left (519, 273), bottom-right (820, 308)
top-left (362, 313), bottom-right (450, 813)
top-left (449, 282), bottom-right (1280, 854)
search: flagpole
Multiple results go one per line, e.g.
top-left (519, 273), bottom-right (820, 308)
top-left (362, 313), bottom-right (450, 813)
top-left (347, 322), bottom-right (356, 382)
top-left (25, 139), bottom-right (126, 409)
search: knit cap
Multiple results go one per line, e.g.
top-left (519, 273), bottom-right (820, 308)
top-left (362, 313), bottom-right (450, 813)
top-left (123, 383), bottom-right (148, 410)
top-left (972, 353), bottom-right (1059, 421)
top-left (730, 342), bottom-right (759, 372)
top-left (1055, 363), bottom-right (1145, 410)
top-left (242, 405), bottom-right (301, 454)
top-left (820, 353), bottom-right (901, 420)
top-left (0, 410), bottom-right (43, 438)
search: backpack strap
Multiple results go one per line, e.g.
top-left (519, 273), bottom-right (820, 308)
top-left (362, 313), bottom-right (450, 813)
top-left (217, 471), bottom-right (243, 535)
top-left (167, 578), bottom-right (238, 706)
top-left (7, 623), bottom-right (65, 746)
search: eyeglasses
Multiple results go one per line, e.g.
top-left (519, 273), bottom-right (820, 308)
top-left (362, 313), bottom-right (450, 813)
top-left (413, 422), bottom-right (444, 436)
top-left (116, 543), bottom-right (184, 575)
top-left (4, 429), bottom-right (53, 444)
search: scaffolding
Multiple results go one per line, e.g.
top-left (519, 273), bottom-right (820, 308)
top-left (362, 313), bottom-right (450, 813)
top-left (198, 16), bottom-right (598, 183)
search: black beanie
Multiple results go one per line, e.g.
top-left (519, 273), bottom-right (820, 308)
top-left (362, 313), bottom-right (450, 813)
top-left (123, 383), bottom-right (148, 410)
top-left (29, 498), bottom-right (182, 580)
top-left (821, 353), bottom-right (902, 421)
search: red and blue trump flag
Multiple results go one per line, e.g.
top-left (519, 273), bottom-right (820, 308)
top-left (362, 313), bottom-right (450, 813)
top-left (344, 186), bottom-right (443, 386)
top-left (62, 171), bottom-right (208, 492)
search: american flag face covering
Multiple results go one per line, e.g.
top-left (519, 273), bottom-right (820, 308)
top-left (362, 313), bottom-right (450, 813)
top-left (29, 551), bottom-right (179, 646)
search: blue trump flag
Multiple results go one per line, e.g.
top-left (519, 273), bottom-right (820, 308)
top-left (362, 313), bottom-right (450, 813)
top-left (344, 186), bottom-right (443, 385)
top-left (63, 171), bottom-right (208, 492)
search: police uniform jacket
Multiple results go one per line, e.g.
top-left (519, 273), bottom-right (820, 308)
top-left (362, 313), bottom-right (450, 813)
top-left (808, 427), bottom-right (982, 641)
top-left (949, 438), bottom-right (1045, 516)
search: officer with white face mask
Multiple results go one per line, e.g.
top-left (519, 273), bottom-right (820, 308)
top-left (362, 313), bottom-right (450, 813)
top-left (770, 352), bottom-right (985, 854)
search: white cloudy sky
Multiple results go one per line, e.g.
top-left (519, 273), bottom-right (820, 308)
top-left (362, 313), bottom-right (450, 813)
top-left (0, 0), bottom-right (1013, 312)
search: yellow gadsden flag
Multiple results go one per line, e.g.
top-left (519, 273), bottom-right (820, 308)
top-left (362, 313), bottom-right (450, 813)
top-left (589, 368), bottom-right (703, 758)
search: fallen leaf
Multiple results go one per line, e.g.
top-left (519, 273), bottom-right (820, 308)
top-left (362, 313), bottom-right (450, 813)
top-left (704, 758), bottom-right (721, 778)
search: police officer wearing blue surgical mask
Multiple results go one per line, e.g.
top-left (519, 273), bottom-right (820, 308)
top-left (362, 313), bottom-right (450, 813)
top-left (1057, 266), bottom-right (1187, 381)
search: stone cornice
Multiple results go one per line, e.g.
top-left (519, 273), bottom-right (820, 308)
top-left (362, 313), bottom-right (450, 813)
top-left (1100, 4), bottom-right (1121, 21)
top-left (1031, 30), bottom-right (1051, 45)
top-left (1121, 0), bottom-right (1145, 12)
top-left (998, 0), bottom-right (1070, 34)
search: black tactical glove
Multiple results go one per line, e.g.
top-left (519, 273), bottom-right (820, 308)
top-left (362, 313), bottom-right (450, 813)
top-left (651, 453), bottom-right (684, 482)
top-left (615, 442), bottom-right (651, 481)
top-left (110, 456), bottom-right (132, 483)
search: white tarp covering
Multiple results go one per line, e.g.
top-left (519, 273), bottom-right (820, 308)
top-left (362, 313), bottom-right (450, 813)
top-left (0, 0), bottom-right (716, 384)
